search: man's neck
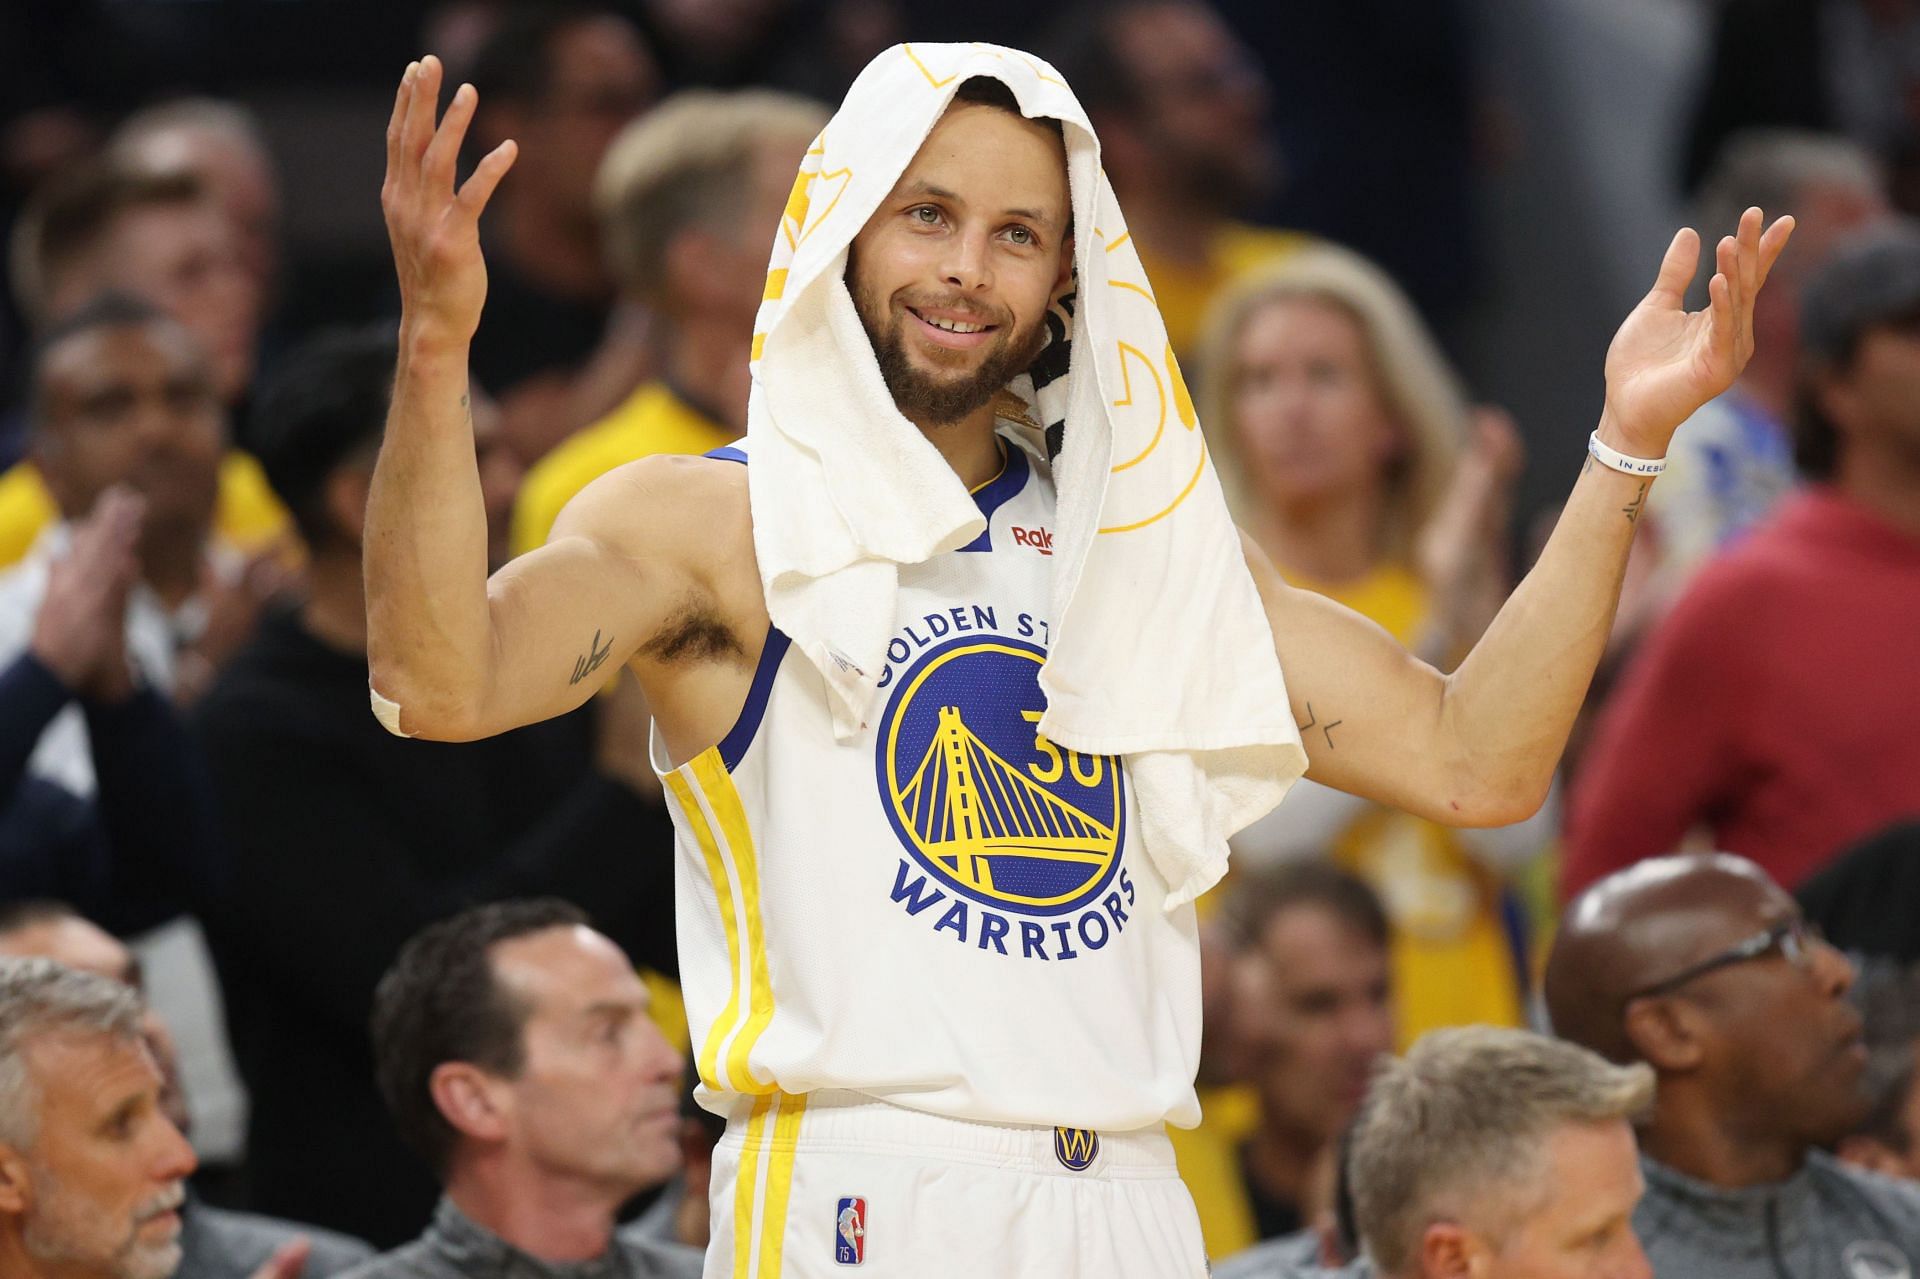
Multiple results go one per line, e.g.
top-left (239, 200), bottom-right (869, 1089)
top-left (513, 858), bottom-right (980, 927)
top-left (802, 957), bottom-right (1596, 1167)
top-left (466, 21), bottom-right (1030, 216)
top-left (663, 312), bottom-right (751, 436)
top-left (299, 552), bottom-right (368, 654)
top-left (1640, 1097), bottom-right (1805, 1188)
top-left (497, 194), bottom-right (609, 304)
top-left (138, 522), bottom-right (210, 612)
top-left (915, 403), bottom-right (1005, 491)
top-left (1116, 182), bottom-right (1224, 268)
top-left (443, 1162), bottom-right (622, 1264)
top-left (1836, 437), bottom-right (1920, 542)
top-left (1241, 1117), bottom-right (1335, 1214)
top-left (1249, 485), bottom-right (1388, 587)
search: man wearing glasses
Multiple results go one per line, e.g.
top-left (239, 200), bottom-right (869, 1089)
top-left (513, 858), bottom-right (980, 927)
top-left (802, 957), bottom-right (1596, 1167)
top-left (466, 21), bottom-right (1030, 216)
top-left (1546, 852), bottom-right (1920, 1279)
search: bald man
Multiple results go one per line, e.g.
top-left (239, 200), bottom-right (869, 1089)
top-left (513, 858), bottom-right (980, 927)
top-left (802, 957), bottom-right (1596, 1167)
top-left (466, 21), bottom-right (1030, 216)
top-left (1546, 853), bottom-right (1920, 1279)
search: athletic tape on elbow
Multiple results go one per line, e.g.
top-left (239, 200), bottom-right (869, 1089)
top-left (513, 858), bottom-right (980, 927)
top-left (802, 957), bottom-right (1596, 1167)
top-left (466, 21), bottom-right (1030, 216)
top-left (369, 683), bottom-right (415, 738)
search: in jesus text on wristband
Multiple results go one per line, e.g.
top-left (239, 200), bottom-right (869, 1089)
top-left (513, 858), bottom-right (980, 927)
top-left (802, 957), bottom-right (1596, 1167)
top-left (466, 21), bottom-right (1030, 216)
top-left (1587, 431), bottom-right (1667, 477)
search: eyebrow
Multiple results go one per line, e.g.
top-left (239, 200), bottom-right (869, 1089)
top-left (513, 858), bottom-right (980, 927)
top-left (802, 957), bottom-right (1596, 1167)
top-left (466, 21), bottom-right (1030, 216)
top-left (902, 180), bottom-right (1057, 230)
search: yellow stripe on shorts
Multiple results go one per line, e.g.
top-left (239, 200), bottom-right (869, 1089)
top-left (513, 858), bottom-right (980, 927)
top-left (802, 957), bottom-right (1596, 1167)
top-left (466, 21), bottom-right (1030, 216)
top-left (733, 1094), bottom-right (774, 1278)
top-left (758, 1093), bottom-right (808, 1278)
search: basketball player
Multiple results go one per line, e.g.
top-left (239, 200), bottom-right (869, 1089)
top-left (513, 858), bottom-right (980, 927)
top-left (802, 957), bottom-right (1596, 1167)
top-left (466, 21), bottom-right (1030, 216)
top-left (368, 51), bottom-right (1789, 1278)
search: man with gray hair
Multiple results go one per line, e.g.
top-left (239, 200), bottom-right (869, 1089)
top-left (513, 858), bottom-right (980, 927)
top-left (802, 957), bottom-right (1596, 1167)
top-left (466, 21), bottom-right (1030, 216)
top-left (1344, 1026), bottom-right (1653, 1279)
top-left (0, 957), bottom-right (311, 1279)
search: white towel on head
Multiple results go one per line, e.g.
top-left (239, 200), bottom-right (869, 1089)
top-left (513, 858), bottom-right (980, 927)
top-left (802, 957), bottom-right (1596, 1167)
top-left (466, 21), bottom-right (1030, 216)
top-left (745, 41), bottom-right (1307, 908)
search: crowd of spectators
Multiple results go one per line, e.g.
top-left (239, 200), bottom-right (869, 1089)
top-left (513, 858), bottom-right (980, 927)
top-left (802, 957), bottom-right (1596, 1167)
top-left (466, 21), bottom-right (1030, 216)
top-left (2, 2), bottom-right (1916, 1277)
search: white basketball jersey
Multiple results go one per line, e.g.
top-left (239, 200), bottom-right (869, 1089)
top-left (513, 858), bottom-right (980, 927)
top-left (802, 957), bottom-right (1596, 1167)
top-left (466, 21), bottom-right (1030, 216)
top-left (656, 438), bottom-right (1203, 1131)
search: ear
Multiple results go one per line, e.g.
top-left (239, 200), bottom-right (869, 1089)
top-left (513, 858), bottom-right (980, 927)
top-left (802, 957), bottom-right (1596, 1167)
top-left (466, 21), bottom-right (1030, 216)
top-left (0, 1142), bottom-right (31, 1215)
top-left (323, 466), bottom-right (374, 547)
top-left (428, 1062), bottom-right (512, 1145)
top-left (1814, 370), bottom-right (1862, 439)
top-left (1053, 236), bottom-right (1076, 302)
top-left (1419, 1222), bottom-right (1477, 1279)
top-left (1623, 996), bottom-right (1705, 1072)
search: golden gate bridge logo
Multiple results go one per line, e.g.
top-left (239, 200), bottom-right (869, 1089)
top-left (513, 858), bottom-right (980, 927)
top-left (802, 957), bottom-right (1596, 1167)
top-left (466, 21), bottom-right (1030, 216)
top-left (878, 637), bottom-right (1124, 915)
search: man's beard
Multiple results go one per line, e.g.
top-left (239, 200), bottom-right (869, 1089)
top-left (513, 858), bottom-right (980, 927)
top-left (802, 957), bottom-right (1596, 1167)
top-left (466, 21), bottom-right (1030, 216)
top-left (24, 1169), bottom-right (184, 1279)
top-left (854, 281), bottom-right (1052, 427)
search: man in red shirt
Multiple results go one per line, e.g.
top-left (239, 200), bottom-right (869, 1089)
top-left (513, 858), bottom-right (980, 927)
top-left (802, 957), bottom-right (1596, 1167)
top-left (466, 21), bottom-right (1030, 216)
top-left (1566, 224), bottom-right (1920, 898)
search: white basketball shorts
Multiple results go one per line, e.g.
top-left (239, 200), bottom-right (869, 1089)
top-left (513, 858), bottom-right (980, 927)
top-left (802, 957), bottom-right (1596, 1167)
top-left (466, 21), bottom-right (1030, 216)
top-left (704, 1090), bottom-right (1211, 1278)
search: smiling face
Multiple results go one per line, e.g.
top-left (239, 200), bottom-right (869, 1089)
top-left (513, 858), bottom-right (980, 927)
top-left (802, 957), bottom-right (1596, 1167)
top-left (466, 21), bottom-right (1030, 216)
top-left (846, 97), bottom-right (1073, 428)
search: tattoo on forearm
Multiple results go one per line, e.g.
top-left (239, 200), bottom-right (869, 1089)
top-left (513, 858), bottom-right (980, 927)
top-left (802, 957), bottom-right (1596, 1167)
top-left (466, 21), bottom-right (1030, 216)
top-left (570, 629), bottom-right (614, 685)
top-left (1582, 453), bottom-right (1596, 476)
top-left (1623, 481), bottom-right (1650, 525)
top-left (1296, 701), bottom-right (1343, 750)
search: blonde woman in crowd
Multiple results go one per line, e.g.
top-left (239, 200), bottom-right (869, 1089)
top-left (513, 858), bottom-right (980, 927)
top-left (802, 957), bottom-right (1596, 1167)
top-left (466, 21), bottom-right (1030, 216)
top-left (1199, 243), bottom-right (1549, 1046)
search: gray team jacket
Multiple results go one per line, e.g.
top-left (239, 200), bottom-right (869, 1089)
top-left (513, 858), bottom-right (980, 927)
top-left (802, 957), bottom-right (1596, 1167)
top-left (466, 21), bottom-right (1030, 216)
top-left (1636, 1153), bottom-right (1920, 1279)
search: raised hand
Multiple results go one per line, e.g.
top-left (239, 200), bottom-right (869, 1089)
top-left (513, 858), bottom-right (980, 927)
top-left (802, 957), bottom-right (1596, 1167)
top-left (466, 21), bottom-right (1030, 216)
top-left (382, 55), bottom-right (518, 346)
top-left (30, 487), bottom-right (144, 695)
top-left (1602, 207), bottom-right (1795, 456)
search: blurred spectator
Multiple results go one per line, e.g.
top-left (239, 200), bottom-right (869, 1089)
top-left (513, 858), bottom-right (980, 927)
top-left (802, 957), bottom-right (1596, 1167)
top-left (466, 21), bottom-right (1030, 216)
top-left (510, 88), bottom-right (826, 556)
top-left (0, 165), bottom-right (287, 565)
top-left (641, 0), bottom-right (801, 89)
top-left (464, 4), bottom-right (660, 464)
top-left (1547, 852), bottom-right (1920, 1276)
top-left (1685, 0), bottom-right (1920, 215)
top-left (1042, 0), bottom-right (1306, 360)
top-left (12, 163), bottom-right (263, 407)
top-left (1620, 129), bottom-right (1889, 637)
top-left (0, 297), bottom-right (279, 791)
top-left (1836, 957), bottom-right (1920, 1183)
top-left (1341, 1026), bottom-right (1654, 1279)
top-left (107, 100), bottom-right (284, 313)
top-left (1212, 0), bottom-right (1480, 338)
top-left (341, 900), bottom-right (699, 1279)
top-left (1565, 225), bottom-right (1920, 898)
top-left (1200, 245), bottom-right (1546, 1045)
top-left (1799, 821), bottom-right (1920, 962)
top-left (0, 903), bottom-right (376, 1279)
top-left (0, 488), bottom-right (224, 935)
top-left (0, 956), bottom-right (321, 1279)
top-left (192, 328), bottom-right (677, 1245)
top-left (1194, 865), bottom-right (1393, 1260)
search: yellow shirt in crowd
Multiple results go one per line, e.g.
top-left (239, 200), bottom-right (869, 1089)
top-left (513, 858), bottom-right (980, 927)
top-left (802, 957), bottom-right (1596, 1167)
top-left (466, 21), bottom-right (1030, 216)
top-left (1135, 222), bottom-right (1312, 358)
top-left (1285, 562), bottom-right (1528, 1045)
top-left (510, 381), bottom-right (735, 558)
top-left (0, 452), bottom-right (289, 569)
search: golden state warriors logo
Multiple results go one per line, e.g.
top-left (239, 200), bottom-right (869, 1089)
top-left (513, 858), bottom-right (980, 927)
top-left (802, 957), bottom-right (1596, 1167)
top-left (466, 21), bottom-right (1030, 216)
top-left (878, 635), bottom-right (1125, 918)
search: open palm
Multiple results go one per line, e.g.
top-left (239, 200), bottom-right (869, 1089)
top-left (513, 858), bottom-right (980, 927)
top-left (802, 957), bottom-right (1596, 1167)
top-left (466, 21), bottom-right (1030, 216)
top-left (1602, 208), bottom-right (1795, 456)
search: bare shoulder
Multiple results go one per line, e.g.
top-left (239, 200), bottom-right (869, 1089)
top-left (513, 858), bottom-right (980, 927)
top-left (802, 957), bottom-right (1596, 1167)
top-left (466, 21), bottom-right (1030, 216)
top-left (552, 453), bottom-right (754, 580)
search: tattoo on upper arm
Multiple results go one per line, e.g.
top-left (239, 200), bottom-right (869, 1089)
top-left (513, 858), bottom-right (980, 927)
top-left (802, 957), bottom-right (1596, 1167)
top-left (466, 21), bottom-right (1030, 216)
top-left (1296, 701), bottom-right (1343, 750)
top-left (1623, 481), bottom-right (1650, 525)
top-left (570, 629), bottom-right (614, 685)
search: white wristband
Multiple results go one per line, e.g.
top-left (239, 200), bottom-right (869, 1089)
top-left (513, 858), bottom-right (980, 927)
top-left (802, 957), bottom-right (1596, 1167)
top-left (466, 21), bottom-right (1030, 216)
top-left (1587, 430), bottom-right (1667, 477)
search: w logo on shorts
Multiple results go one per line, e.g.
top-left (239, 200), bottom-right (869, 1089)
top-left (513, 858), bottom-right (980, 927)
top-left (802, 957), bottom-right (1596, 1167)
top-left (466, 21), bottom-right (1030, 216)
top-left (835, 1197), bottom-right (866, 1265)
top-left (1054, 1126), bottom-right (1100, 1171)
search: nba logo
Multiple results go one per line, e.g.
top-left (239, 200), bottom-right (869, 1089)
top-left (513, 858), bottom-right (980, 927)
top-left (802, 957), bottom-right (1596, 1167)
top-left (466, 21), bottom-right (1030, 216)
top-left (835, 1197), bottom-right (866, 1265)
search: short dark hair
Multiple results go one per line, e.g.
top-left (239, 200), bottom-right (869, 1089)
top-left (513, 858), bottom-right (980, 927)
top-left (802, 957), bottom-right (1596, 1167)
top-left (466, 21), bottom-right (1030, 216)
top-left (950, 76), bottom-right (1065, 142)
top-left (26, 291), bottom-right (176, 428)
top-left (0, 900), bottom-right (81, 941)
top-left (10, 163), bottom-right (206, 326)
top-left (469, 3), bottom-right (623, 106)
top-left (1221, 861), bottom-right (1391, 953)
top-left (370, 898), bottom-right (589, 1176)
top-left (247, 325), bottom-right (397, 549)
